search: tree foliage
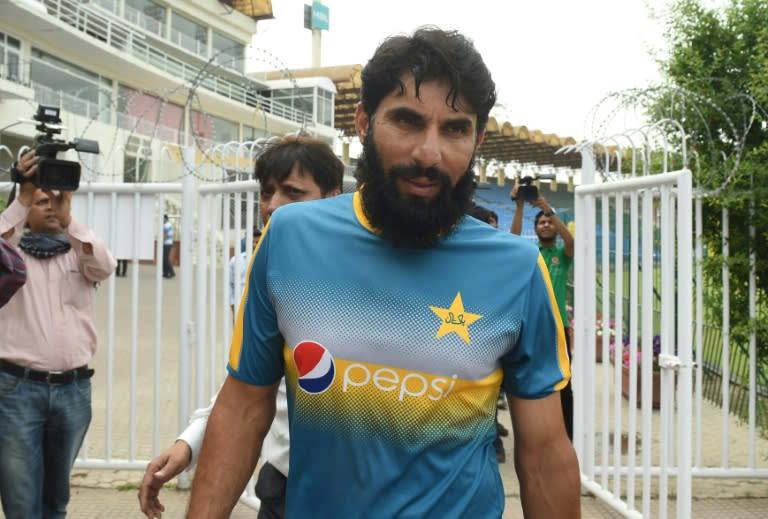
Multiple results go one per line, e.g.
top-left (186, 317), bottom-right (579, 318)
top-left (650, 0), bottom-right (768, 368)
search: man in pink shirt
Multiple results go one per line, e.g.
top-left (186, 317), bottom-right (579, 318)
top-left (0, 149), bottom-right (116, 519)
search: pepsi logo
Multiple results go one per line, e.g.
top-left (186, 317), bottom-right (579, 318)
top-left (293, 341), bottom-right (335, 394)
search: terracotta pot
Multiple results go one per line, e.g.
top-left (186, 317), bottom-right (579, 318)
top-left (620, 365), bottom-right (660, 409)
top-left (594, 336), bottom-right (604, 363)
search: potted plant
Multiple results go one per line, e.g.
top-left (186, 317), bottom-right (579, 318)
top-left (609, 334), bottom-right (662, 409)
top-left (594, 314), bottom-right (617, 363)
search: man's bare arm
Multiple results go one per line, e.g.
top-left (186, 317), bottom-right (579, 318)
top-left (509, 184), bottom-right (524, 235)
top-left (186, 376), bottom-right (277, 519)
top-left (508, 392), bottom-right (581, 518)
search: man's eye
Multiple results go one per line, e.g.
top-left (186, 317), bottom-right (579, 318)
top-left (445, 124), bottom-right (471, 136)
top-left (394, 113), bottom-right (420, 126)
top-left (287, 187), bottom-right (306, 197)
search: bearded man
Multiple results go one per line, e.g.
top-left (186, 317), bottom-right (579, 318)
top-left (188, 27), bottom-right (580, 519)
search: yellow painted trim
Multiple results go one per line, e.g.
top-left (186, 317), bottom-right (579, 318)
top-left (228, 218), bottom-right (271, 370)
top-left (537, 255), bottom-right (571, 390)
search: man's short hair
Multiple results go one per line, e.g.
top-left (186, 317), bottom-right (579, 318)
top-left (466, 204), bottom-right (496, 225)
top-left (360, 26), bottom-right (497, 136)
top-left (534, 210), bottom-right (555, 226)
top-left (255, 135), bottom-right (344, 194)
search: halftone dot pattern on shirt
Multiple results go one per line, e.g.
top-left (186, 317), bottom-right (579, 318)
top-left (270, 276), bottom-right (519, 380)
top-left (284, 351), bottom-right (499, 449)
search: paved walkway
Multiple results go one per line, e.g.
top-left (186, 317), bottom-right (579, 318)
top-left (62, 401), bottom-right (768, 518)
top-left (8, 264), bottom-right (764, 518)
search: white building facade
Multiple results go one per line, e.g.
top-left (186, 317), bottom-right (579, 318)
top-left (0, 0), bottom-right (338, 185)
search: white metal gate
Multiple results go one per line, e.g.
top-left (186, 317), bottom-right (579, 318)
top-left (58, 145), bottom-right (355, 509)
top-left (54, 149), bottom-right (264, 507)
top-left (572, 152), bottom-right (694, 518)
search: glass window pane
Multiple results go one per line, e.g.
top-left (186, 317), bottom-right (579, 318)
top-left (212, 32), bottom-right (244, 72)
top-left (125, 0), bottom-right (165, 36)
top-left (90, 0), bottom-right (117, 14)
top-left (30, 49), bottom-right (110, 122)
top-left (171, 12), bottom-right (207, 56)
top-left (0, 32), bottom-right (21, 82)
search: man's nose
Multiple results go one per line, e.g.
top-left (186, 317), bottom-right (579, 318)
top-left (266, 193), bottom-right (288, 217)
top-left (411, 126), bottom-right (441, 168)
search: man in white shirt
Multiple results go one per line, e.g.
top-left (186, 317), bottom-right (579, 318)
top-left (138, 135), bottom-right (344, 519)
top-left (229, 227), bottom-right (261, 321)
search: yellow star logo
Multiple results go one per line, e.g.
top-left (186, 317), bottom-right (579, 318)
top-left (429, 292), bottom-right (482, 345)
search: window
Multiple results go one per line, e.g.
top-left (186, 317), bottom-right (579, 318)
top-left (210, 115), bottom-right (238, 145)
top-left (0, 32), bottom-right (21, 83)
top-left (170, 12), bottom-right (207, 56)
top-left (316, 87), bottom-right (334, 127)
top-left (125, 0), bottom-right (165, 37)
top-left (90, 0), bottom-right (117, 14)
top-left (266, 84), bottom-right (334, 126)
top-left (123, 154), bottom-right (151, 183)
top-left (117, 85), bottom-right (184, 143)
top-left (212, 32), bottom-right (244, 72)
top-left (270, 86), bottom-right (314, 116)
top-left (30, 49), bottom-right (112, 123)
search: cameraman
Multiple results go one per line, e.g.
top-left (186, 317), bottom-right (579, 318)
top-left (510, 182), bottom-right (575, 440)
top-left (0, 149), bottom-right (116, 518)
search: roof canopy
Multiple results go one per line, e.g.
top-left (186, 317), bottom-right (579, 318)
top-left (219, 0), bottom-right (274, 21)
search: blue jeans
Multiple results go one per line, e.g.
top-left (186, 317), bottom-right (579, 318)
top-left (162, 243), bottom-right (175, 277)
top-left (0, 372), bottom-right (92, 519)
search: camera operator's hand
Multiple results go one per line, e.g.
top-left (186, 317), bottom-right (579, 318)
top-left (46, 189), bottom-right (72, 229)
top-left (531, 194), bottom-right (552, 214)
top-left (14, 150), bottom-right (40, 207)
top-left (509, 184), bottom-right (524, 207)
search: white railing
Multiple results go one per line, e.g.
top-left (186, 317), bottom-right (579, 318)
top-left (40, 0), bottom-right (313, 127)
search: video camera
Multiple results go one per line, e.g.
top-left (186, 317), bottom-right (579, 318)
top-left (11, 105), bottom-right (99, 191)
top-left (514, 176), bottom-right (539, 202)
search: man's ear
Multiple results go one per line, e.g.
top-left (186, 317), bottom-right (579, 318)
top-left (354, 103), bottom-right (369, 144)
top-left (476, 129), bottom-right (486, 148)
top-left (325, 188), bottom-right (342, 198)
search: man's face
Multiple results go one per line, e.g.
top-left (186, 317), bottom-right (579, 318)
top-left (535, 214), bottom-right (556, 242)
top-left (27, 189), bottom-right (63, 234)
top-left (354, 76), bottom-right (484, 248)
top-left (259, 163), bottom-right (334, 223)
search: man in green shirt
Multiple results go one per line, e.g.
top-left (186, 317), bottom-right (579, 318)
top-left (510, 185), bottom-right (575, 440)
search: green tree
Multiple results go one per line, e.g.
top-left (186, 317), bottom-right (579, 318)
top-left (649, 0), bottom-right (768, 394)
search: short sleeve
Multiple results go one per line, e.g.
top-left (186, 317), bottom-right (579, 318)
top-left (227, 220), bottom-right (285, 386)
top-left (500, 255), bottom-right (569, 399)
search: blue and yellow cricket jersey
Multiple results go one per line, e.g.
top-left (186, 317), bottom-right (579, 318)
top-left (228, 192), bottom-right (569, 519)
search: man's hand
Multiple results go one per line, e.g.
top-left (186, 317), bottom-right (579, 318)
top-left (14, 150), bottom-right (40, 207)
top-left (138, 440), bottom-right (193, 518)
top-left (47, 189), bottom-right (72, 228)
top-left (509, 184), bottom-right (524, 206)
top-left (531, 194), bottom-right (552, 213)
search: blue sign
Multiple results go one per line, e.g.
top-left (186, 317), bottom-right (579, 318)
top-left (311, 2), bottom-right (329, 31)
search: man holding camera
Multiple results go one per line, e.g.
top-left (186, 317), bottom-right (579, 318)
top-left (0, 149), bottom-right (115, 518)
top-left (510, 182), bottom-right (575, 440)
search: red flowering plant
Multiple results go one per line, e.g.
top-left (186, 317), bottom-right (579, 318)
top-left (609, 333), bottom-right (662, 372)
